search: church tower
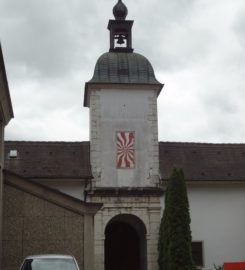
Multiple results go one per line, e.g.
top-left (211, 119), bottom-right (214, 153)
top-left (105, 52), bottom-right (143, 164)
top-left (84, 1), bottom-right (163, 270)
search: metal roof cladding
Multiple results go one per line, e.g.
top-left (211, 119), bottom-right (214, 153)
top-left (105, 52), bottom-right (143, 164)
top-left (89, 52), bottom-right (162, 85)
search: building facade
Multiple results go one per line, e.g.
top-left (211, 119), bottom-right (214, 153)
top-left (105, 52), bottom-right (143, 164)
top-left (84, 2), bottom-right (163, 270)
top-left (2, 1), bottom-right (245, 270)
top-left (0, 43), bottom-right (14, 265)
top-left (3, 170), bottom-right (101, 270)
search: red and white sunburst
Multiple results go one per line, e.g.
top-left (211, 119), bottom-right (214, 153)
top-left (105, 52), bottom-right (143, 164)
top-left (117, 131), bottom-right (135, 169)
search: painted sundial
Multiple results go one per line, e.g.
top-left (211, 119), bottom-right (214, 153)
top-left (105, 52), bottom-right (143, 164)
top-left (117, 131), bottom-right (135, 169)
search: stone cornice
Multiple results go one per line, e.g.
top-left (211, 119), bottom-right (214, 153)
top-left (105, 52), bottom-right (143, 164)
top-left (88, 186), bottom-right (164, 197)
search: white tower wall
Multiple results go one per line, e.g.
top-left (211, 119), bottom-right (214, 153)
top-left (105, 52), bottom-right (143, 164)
top-left (89, 85), bottom-right (160, 188)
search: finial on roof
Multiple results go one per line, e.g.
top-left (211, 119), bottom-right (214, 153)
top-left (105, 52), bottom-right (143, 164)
top-left (113, 0), bottom-right (128, 20)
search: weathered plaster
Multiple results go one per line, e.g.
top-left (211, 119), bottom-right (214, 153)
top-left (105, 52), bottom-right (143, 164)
top-left (92, 195), bottom-right (161, 270)
top-left (89, 87), bottom-right (159, 188)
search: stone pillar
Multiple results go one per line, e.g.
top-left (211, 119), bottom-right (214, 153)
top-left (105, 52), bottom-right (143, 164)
top-left (94, 211), bottom-right (105, 270)
top-left (0, 121), bottom-right (4, 264)
top-left (147, 208), bottom-right (161, 270)
top-left (84, 214), bottom-right (95, 270)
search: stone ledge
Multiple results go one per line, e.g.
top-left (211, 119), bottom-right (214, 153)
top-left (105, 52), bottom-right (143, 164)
top-left (88, 187), bottom-right (164, 197)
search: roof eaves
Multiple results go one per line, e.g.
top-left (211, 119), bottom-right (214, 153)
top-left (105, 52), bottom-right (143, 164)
top-left (30, 175), bottom-right (93, 180)
top-left (0, 43), bottom-right (14, 124)
top-left (84, 82), bottom-right (164, 107)
top-left (4, 169), bottom-right (102, 215)
top-left (160, 178), bottom-right (245, 183)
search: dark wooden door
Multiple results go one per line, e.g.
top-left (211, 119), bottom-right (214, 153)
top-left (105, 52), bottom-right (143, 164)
top-left (105, 221), bottom-right (140, 270)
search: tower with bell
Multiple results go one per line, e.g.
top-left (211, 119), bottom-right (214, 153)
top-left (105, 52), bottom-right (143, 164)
top-left (108, 0), bottom-right (133, 52)
top-left (84, 1), bottom-right (164, 270)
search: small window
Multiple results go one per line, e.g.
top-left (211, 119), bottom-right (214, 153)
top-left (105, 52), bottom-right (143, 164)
top-left (8, 150), bottom-right (18, 159)
top-left (192, 241), bottom-right (204, 267)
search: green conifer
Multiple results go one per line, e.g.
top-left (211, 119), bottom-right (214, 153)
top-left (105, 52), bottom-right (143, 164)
top-left (158, 168), bottom-right (195, 270)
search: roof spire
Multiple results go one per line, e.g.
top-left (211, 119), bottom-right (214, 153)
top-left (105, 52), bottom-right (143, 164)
top-left (113, 0), bottom-right (128, 20)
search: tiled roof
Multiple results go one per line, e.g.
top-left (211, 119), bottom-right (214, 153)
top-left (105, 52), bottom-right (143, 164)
top-left (4, 141), bottom-right (91, 179)
top-left (4, 141), bottom-right (245, 182)
top-left (159, 142), bottom-right (245, 181)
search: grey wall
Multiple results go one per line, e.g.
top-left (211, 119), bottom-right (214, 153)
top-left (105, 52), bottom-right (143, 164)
top-left (2, 184), bottom-right (85, 270)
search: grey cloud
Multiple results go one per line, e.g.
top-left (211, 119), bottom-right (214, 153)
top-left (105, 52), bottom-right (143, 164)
top-left (0, 0), bottom-right (107, 80)
top-left (202, 93), bottom-right (237, 115)
top-left (233, 5), bottom-right (245, 46)
top-left (2, 0), bottom-right (245, 143)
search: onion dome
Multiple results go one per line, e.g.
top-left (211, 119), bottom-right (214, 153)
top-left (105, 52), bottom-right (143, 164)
top-left (89, 52), bottom-right (161, 85)
top-left (83, 1), bottom-right (164, 107)
top-left (113, 0), bottom-right (128, 20)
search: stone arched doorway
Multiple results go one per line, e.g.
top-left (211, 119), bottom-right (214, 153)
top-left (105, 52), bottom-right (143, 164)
top-left (105, 214), bottom-right (147, 270)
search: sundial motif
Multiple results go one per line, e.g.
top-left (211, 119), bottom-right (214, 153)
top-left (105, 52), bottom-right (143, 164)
top-left (117, 131), bottom-right (135, 168)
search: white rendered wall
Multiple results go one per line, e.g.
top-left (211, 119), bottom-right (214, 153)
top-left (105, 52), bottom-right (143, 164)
top-left (89, 87), bottom-right (159, 188)
top-left (188, 184), bottom-right (245, 269)
top-left (40, 180), bottom-right (86, 200)
top-left (159, 184), bottom-right (245, 270)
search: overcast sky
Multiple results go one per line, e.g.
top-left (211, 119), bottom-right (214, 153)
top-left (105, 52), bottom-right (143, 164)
top-left (1, 0), bottom-right (245, 143)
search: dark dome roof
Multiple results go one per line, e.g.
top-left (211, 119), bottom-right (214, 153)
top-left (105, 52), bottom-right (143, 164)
top-left (89, 52), bottom-right (161, 85)
top-left (113, 0), bottom-right (128, 20)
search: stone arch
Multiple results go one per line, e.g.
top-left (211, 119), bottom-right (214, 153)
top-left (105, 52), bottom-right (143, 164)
top-left (104, 214), bottom-right (147, 270)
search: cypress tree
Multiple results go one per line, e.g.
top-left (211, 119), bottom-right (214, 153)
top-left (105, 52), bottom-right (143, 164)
top-left (158, 168), bottom-right (195, 270)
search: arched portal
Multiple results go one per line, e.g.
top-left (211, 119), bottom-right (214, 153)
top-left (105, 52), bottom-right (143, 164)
top-left (105, 214), bottom-right (147, 270)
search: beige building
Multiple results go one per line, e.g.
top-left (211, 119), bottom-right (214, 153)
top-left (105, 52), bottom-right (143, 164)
top-left (3, 170), bottom-right (102, 270)
top-left (2, 1), bottom-right (245, 270)
top-left (0, 43), bottom-right (14, 265)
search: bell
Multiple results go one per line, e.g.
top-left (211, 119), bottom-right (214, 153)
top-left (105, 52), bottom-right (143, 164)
top-left (117, 35), bottom-right (125, 45)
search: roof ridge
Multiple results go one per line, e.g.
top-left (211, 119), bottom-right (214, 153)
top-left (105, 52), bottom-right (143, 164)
top-left (5, 141), bottom-right (90, 144)
top-left (159, 141), bottom-right (245, 146)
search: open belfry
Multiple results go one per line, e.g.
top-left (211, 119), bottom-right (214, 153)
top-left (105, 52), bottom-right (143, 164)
top-left (84, 1), bottom-right (163, 270)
